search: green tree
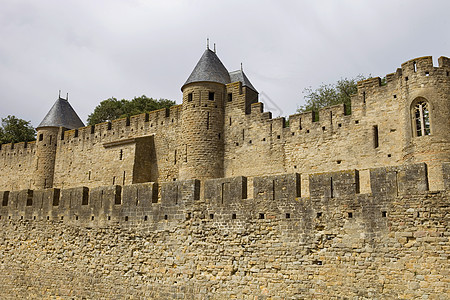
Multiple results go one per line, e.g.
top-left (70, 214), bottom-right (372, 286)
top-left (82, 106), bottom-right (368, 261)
top-left (297, 75), bottom-right (367, 115)
top-left (0, 115), bottom-right (36, 144)
top-left (87, 95), bottom-right (176, 125)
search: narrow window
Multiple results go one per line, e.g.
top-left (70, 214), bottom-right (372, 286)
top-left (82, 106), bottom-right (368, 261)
top-left (285, 213), bottom-right (291, 219)
top-left (112, 176), bottom-right (116, 185)
top-left (229, 117), bottom-right (232, 126)
top-left (119, 149), bottom-right (123, 160)
top-left (413, 61), bottom-right (417, 72)
top-left (49, 135), bottom-right (52, 144)
top-left (91, 125), bottom-right (95, 134)
top-left (414, 101), bottom-right (431, 136)
top-left (88, 171), bottom-right (91, 180)
top-left (74, 129), bottom-right (79, 138)
top-left (330, 177), bottom-right (334, 198)
top-left (207, 112), bottom-right (210, 130)
top-left (232, 213), bottom-right (236, 219)
top-left (363, 91), bottom-right (366, 104)
top-left (26, 190), bottom-right (33, 206)
top-left (373, 125), bottom-right (379, 148)
top-left (208, 92), bottom-right (215, 100)
top-left (115, 190), bottom-right (122, 205)
top-left (242, 129), bottom-right (245, 140)
top-left (39, 134), bottom-right (43, 141)
top-left (299, 118), bottom-right (302, 130)
top-left (228, 93), bottom-right (232, 102)
top-left (188, 93), bottom-right (193, 102)
top-left (123, 171), bottom-right (126, 185)
top-left (259, 213), bottom-right (265, 219)
top-left (52, 189), bottom-right (60, 206)
top-left (174, 150), bottom-right (177, 165)
top-left (348, 212), bottom-right (353, 218)
top-left (82, 189), bottom-right (89, 205)
top-left (2, 191), bottom-right (9, 206)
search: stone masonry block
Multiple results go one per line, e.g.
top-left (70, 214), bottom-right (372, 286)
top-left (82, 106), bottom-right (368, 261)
top-left (204, 176), bottom-right (247, 205)
top-left (309, 170), bottom-right (358, 199)
top-left (122, 182), bottom-right (157, 208)
top-left (60, 187), bottom-right (89, 209)
top-left (253, 173), bottom-right (300, 201)
top-left (161, 179), bottom-right (200, 207)
top-left (396, 163), bottom-right (429, 194)
top-left (370, 167), bottom-right (398, 198)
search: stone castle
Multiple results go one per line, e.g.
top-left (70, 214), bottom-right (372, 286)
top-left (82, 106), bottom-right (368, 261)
top-left (0, 48), bottom-right (448, 299)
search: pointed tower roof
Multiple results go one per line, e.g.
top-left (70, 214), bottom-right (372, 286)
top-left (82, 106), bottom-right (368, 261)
top-left (182, 49), bottom-right (231, 90)
top-left (37, 97), bottom-right (85, 129)
top-left (229, 69), bottom-right (258, 93)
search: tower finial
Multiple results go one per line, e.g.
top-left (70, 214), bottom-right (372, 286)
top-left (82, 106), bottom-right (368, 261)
top-left (59, 90), bottom-right (61, 98)
top-left (241, 63), bottom-right (243, 71)
top-left (207, 38), bottom-right (209, 50)
top-left (214, 43), bottom-right (216, 53)
top-left (66, 93), bottom-right (69, 101)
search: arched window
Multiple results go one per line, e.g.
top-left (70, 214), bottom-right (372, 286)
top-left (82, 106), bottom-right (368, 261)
top-left (414, 101), bottom-right (430, 136)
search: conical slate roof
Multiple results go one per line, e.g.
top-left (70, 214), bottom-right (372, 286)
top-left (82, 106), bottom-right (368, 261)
top-left (229, 69), bottom-right (258, 93)
top-left (37, 97), bottom-right (85, 129)
top-left (182, 49), bottom-right (231, 89)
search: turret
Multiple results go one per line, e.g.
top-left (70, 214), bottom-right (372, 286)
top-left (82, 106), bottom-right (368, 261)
top-left (179, 47), bottom-right (228, 181)
top-left (400, 56), bottom-right (450, 189)
top-left (34, 93), bottom-right (84, 189)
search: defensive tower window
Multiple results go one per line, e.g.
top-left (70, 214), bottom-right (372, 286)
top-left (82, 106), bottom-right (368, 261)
top-left (39, 134), bottom-right (43, 141)
top-left (414, 101), bottom-right (431, 136)
top-left (188, 92), bottom-right (193, 102)
top-left (208, 92), bottom-right (215, 100)
top-left (373, 125), bottom-right (379, 148)
top-left (228, 93), bottom-right (232, 102)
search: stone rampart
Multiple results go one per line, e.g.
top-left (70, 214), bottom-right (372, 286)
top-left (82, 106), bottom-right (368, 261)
top-left (0, 162), bottom-right (448, 298)
top-left (0, 162), bottom-right (443, 228)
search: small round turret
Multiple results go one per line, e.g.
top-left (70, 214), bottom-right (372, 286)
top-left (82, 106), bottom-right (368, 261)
top-left (179, 48), bottom-right (228, 181)
top-left (34, 94), bottom-right (84, 189)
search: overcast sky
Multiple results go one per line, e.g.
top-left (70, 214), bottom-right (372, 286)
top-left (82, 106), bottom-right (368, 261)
top-left (1, 0), bottom-right (449, 127)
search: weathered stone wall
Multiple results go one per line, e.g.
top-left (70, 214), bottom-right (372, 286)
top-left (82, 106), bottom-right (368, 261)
top-left (0, 56), bottom-right (448, 193)
top-left (52, 105), bottom-right (182, 189)
top-left (0, 163), bottom-right (448, 299)
top-left (0, 141), bottom-right (36, 190)
top-left (223, 56), bottom-right (450, 192)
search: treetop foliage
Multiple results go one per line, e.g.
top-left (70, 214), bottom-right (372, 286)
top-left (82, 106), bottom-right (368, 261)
top-left (297, 75), bottom-right (367, 115)
top-left (0, 115), bottom-right (36, 144)
top-left (87, 95), bottom-right (175, 126)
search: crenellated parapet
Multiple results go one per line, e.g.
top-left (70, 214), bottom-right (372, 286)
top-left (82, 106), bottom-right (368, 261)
top-left (1, 162), bottom-right (447, 227)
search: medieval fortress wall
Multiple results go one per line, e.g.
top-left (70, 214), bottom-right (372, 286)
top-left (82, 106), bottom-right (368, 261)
top-left (0, 162), bottom-right (448, 298)
top-left (0, 51), bottom-right (449, 298)
top-left (1, 56), bottom-right (449, 192)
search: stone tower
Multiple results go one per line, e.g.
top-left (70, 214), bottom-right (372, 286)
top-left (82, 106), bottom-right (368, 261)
top-left (400, 56), bottom-right (450, 189)
top-left (179, 47), bottom-right (229, 181)
top-left (34, 94), bottom-right (84, 189)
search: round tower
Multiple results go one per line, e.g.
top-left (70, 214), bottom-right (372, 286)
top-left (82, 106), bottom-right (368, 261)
top-left (401, 56), bottom-right (450, 189)
top-left (34, 94), bottom-right (85, 189)
top-left (179, 48), bottom-right (229, 181)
